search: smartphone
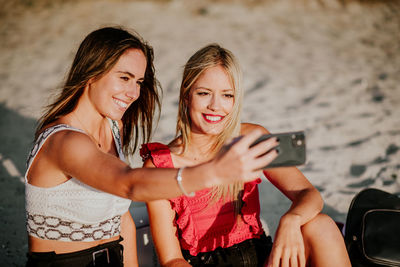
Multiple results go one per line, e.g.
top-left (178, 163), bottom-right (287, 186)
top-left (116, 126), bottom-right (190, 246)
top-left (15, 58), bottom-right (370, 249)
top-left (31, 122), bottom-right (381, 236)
top-left (251, 131), bottom-right (306, 169)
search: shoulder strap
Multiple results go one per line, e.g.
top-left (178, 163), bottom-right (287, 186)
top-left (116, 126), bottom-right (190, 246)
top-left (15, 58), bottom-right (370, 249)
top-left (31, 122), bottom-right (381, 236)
top-left (140, 143), bottom-right (173, 168)
top-left (25, 124), bottom-right (85, 182)
top-left (107, 118), bottom-right (125, 162)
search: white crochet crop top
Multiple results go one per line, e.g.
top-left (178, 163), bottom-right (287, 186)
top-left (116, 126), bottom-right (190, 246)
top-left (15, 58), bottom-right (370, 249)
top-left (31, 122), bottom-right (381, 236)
top-left (25, 119), bottom-right (131, 242)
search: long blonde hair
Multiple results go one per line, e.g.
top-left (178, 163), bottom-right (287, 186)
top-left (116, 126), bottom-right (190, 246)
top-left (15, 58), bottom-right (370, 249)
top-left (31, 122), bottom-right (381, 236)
top-left (176, 44), bottom-right (244, 206)
top-left (36, 26), bottom-right (161, 154)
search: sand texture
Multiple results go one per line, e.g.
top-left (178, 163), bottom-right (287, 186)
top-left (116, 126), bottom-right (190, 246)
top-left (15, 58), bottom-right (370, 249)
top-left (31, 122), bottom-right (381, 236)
top-left (0, 0), bottom-right (399, 265)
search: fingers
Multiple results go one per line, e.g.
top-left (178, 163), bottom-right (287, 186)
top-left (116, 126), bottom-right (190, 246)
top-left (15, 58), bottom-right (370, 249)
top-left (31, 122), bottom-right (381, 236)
top-left (267, 245), bottom-right (305, 267)
top-left (231, 129), bottom-right (279, 173)
top-left (235, 129), bottom-right (278, 155)
top-left (212, 129), bottom-right (279, 184)
top-left (295, 236), bottom-right (306, 267)
top-left (248, 136), bottom-right (279, 158)
top-left (251, 148), bottom-right (278, 171)
top-left (268, 247), bottom-right (281, 267)
top-left (298, 246), bottom-right (306, 267)
top-left (289, 253), bottom-right (298, 267)
top-left (281, 249), bottom-right (290, 267)
top-left (235, 128), bottom-right (264, 148)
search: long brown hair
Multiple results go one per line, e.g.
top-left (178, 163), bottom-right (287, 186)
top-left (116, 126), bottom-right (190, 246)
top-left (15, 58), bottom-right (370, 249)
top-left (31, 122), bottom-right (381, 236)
top-left (176, 44), bottom-right (244, 206)
top-left (36, 26), bottom-right (161, 154)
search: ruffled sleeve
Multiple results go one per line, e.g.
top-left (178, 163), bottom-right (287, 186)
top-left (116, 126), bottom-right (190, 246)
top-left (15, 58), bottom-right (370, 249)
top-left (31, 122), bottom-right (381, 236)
top-left (140, 142), bottom-right (173, 168)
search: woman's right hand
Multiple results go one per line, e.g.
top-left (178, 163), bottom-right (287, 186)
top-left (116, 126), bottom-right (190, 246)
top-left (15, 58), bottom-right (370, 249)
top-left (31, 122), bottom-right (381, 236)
top-left (206, 128), bottom-right (279, 187)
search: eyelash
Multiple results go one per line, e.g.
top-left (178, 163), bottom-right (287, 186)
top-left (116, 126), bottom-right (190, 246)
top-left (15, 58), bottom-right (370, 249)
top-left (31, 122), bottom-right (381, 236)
top-left (197, 92), bottom-right (234, 99)
top-left (120, 77), bottom-right (144, 87)
top-left (197, 92), bottom-right (209, 96)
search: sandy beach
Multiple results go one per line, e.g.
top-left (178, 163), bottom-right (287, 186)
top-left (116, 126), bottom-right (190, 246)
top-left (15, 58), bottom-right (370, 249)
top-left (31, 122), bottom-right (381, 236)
top-left (1, 0), bottom-right (399, 265)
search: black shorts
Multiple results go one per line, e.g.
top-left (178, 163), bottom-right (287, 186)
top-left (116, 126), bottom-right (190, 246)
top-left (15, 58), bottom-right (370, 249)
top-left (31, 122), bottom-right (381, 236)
top-left (26, 237), bottom-right (124, 267)
top-left (182, 233), bottom-right (273, 267)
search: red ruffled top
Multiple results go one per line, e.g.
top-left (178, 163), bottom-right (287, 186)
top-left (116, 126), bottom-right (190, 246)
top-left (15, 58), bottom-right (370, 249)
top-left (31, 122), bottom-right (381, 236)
top-left (140, 143), bottom-right (265, 256)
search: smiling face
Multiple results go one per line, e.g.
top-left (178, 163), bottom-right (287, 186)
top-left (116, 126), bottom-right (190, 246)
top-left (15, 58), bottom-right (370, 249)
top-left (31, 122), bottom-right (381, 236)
top-left (188, 65), bottom-right (235, 136)
top-left (87, 48), bottom-right (147, 120)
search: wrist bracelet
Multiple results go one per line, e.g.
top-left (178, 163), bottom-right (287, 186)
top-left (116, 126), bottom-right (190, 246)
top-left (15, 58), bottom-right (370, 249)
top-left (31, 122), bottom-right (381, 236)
top-left (176, 167), bottom-right (195, 197)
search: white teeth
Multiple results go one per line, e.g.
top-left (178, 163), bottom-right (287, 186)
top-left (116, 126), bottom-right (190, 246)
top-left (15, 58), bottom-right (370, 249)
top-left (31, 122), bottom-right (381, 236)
top-left (113, 99), bottom-right (128, 108)
top-left (205, 115), bottom-right (222, 122)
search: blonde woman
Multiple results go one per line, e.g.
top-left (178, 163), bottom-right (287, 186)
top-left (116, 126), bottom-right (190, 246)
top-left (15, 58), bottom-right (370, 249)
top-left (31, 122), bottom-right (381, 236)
top-left (142, 44), bottom-right (351, 267)
top-left (25, 28), bottom-right (277, 267)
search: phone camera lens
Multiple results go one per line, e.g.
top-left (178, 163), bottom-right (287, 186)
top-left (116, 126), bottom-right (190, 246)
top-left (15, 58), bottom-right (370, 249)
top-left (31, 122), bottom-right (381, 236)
top-left (297, 140), bottom-right (303, 146)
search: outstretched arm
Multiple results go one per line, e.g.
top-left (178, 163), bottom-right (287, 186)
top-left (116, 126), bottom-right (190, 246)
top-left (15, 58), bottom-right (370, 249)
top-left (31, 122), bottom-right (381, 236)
top-left (37, 128), bottom-right (278, 202)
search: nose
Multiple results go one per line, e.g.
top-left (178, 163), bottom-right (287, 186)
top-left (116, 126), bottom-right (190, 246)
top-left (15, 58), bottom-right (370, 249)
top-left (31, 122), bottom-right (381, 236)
top-left (207, 94), bottom-right (221, 111)
top-left (126, 82), bottom-right (140, 100)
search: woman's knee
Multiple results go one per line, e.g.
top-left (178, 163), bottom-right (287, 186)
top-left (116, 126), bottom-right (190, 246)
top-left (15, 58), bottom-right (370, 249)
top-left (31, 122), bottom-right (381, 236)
top-left (301, 214), bottom-right (351, 266)
top-left (302, 213), bottom-right (342, 241)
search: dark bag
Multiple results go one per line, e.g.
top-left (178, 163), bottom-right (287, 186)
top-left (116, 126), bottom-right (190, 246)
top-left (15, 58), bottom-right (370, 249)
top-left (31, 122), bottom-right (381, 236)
top-left (344, 188), bottom-right (400, 267)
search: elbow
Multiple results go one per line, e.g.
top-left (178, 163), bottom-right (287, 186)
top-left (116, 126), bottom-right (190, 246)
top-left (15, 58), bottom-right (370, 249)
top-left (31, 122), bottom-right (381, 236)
top-left (126, 185), bottom-right (142, 201)
top-left (296, 186), bottom-right (324, 212)
top-left (312, 187), bottom-right (324, 211)
top-left (115, 167), bottom-right (140, 201)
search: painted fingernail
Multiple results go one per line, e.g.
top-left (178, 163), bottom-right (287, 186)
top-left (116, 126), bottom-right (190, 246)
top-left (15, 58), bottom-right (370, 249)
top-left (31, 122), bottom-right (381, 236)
top-left (275, 148), bottom-right (280, 154)
top-left (276, 137), bottom-right (280, 142)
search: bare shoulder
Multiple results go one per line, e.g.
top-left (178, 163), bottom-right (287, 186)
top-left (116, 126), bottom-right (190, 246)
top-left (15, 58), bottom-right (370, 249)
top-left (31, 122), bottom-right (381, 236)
top-left (143, 158), bottom-right (156, 168)
top-left (167, 137), bottom-right (183, 155)
top-left (240, 123), bottom-right (270, 135)
top-left (42, 117), bottom-right (97, 154)
top-left (167, 137), bottom-right (190, 167)
top-left (27, 129), bottom-right (96, 186)
top-left (44, 129), bottom-right (97, 160)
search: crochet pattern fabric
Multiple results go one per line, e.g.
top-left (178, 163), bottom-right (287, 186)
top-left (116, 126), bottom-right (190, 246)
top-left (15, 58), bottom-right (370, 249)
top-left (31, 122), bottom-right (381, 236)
top-left (25, 121), bottom-right (131, 242)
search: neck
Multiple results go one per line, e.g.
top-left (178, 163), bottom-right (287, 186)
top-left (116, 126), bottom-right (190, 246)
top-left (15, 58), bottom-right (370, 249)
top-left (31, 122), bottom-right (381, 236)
top-left (75, 108), bottom-right (106, 136)
top-left (185, 131), bottom-right (218, 161)
top-left (71, 96), bottom-right (109, 148)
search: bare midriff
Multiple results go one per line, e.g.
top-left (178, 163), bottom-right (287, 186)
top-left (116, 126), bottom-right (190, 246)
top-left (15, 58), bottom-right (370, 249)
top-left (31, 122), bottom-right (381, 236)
top-left (28, 235), bottom-right (120, 253)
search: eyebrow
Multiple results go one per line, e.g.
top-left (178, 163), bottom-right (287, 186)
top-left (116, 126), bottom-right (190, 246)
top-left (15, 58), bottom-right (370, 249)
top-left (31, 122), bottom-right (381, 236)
top-left (117, 71), bottom-right (144, 80)
top-left (194, 87), bottom-right (233, 92)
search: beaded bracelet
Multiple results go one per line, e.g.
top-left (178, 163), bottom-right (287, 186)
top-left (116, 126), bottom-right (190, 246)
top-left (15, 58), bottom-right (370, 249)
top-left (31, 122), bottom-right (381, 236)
top-left (176, 167), bottom-right (195, 197)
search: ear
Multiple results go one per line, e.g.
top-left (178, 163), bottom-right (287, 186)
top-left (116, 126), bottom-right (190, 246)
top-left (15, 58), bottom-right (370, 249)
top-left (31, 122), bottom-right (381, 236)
top-left (87, 77), bottom-right (96, 86)
top-left (84, 77), bottom-right (96, 91)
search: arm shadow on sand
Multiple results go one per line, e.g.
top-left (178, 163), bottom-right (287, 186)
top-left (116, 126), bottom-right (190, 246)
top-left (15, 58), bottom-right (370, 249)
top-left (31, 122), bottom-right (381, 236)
top-left (0, 103), bottom-right (36, 265)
